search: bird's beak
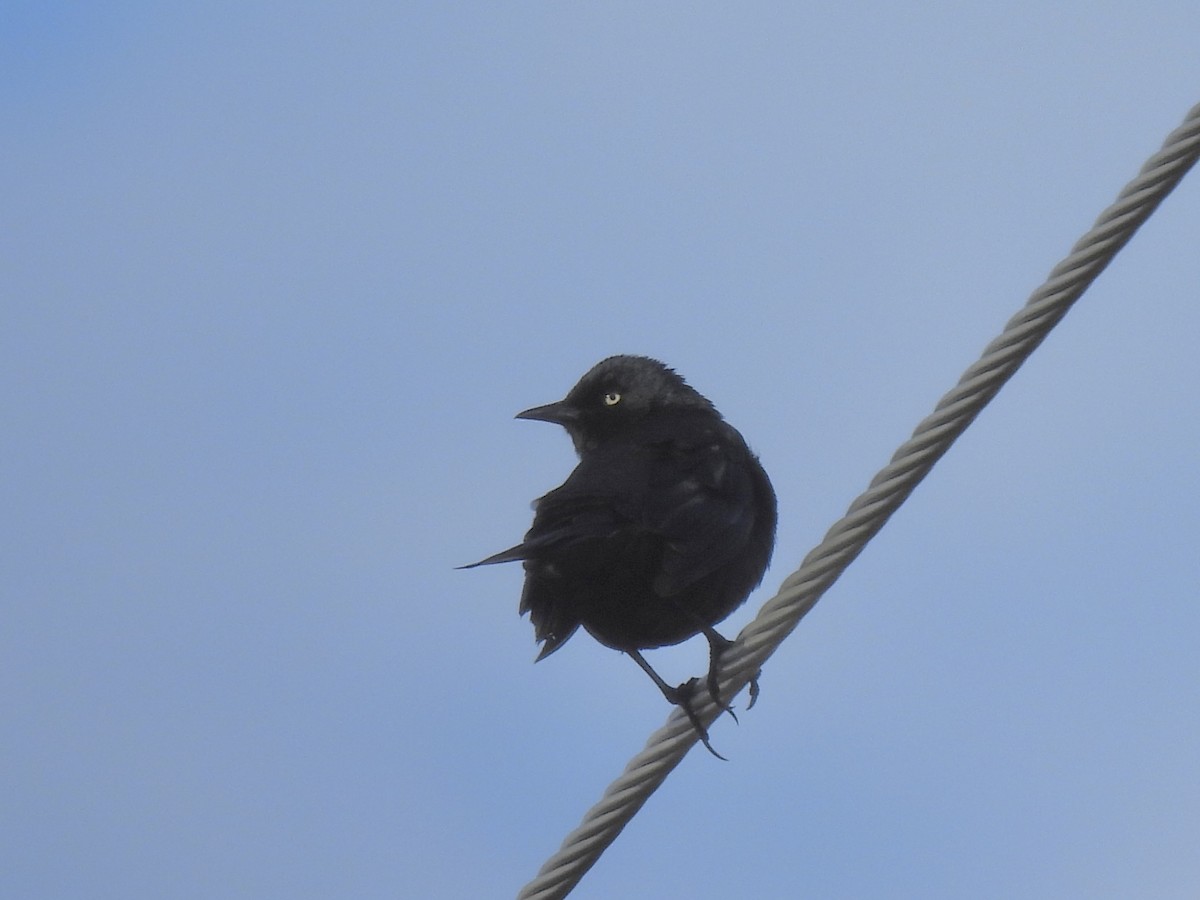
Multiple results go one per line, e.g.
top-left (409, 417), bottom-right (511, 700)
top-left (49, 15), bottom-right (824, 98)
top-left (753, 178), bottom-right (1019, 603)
top-left (516, 400), bottom-right (578, 426)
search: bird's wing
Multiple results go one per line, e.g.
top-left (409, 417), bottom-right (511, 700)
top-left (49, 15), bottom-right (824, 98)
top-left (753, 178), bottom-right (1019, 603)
top-left (643, 427), bottom-right (758, 597)
top-left (526, 490), bottom-right (628, 555)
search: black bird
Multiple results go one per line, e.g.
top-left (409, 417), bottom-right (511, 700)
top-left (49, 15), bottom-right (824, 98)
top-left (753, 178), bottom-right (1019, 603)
top-left (463, 355), bottom-right (776, 754)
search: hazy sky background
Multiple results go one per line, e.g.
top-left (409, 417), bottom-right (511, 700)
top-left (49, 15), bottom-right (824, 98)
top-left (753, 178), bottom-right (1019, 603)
top-left (4, 4), bottom-right (1199, 898)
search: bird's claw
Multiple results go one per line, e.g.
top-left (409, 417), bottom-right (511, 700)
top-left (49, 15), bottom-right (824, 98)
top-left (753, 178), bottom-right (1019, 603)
top-left (745, 669), bottom-right (762, 710)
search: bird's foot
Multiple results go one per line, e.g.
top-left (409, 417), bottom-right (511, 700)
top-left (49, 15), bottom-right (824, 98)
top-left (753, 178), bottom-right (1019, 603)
top-left (663, 678), bottom-right (727, 761)
top-left (701, 629), bottom-right (762, 718)
top-left (628, 648), bottom-right (728, 758)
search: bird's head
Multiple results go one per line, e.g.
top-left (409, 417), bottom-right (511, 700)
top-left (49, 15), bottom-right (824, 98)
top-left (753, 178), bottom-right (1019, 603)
top-left (516, 355), bottom-right (716, 454)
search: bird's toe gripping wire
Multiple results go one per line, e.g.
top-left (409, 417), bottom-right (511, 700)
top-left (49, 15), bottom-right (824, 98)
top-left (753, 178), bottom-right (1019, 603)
top-left (628, 649), bottom-right (727, 760)
top-left (700, 626), bottom-right (761, 716)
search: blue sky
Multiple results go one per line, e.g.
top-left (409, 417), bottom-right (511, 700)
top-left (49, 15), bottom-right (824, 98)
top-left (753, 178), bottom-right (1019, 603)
top-left (4, 4), bottom-right (1199, 898)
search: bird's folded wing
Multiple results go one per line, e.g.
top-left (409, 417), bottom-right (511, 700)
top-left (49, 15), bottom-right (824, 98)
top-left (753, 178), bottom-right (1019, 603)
top-left (645, 439), bottom-right (756, 596)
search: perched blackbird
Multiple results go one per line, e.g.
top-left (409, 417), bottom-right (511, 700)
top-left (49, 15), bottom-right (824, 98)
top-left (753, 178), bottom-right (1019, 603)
top-left (463, 355), bottom-right (776, 754)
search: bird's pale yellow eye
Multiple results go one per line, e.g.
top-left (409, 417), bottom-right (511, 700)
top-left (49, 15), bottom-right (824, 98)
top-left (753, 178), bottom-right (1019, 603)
top-left (603, 391), bottom-right (621, 406)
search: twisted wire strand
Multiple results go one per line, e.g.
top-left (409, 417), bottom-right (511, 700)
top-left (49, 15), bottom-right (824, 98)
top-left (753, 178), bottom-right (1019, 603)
top-left (517, 100), bottom-right (1200, 900)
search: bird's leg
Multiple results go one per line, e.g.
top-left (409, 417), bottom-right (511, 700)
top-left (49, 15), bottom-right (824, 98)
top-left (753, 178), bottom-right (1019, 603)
top-left (700, 626), bottom-right (762, 713)
top-left (627, 649), bottom-right (726, 760)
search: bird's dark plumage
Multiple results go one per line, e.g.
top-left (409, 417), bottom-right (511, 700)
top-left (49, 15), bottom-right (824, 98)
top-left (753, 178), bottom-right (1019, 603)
top-left (464, 355), bottom-right (776, 754)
